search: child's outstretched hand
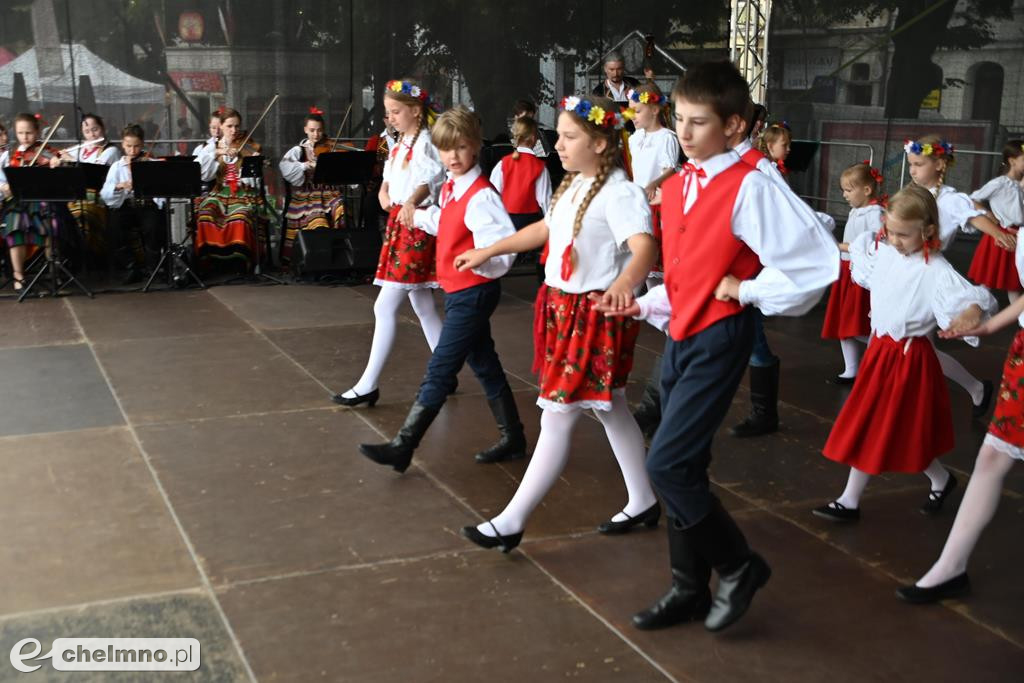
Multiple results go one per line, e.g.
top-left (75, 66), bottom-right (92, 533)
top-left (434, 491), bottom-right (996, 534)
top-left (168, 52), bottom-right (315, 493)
top-left (942, 304), bottom-right (985, 338)
top-left (995, 230), bottom-right (1017, 252)
top-left (588, 292), bottom-right (640, 317)
top-left (454, 248), bottom-right (488, 272)
top-left (714, 274), bottom-right (742, 302)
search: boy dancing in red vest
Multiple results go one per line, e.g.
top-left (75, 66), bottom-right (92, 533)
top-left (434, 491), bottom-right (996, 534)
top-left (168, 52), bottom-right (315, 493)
top-left (598, 62), bottom-right (838, 632)
top-left (360, 107), bottom-right (527, 471)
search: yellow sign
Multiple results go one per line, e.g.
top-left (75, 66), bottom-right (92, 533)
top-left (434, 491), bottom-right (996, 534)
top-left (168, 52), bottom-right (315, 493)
top-left (921, 88), bottom-right (941, 111)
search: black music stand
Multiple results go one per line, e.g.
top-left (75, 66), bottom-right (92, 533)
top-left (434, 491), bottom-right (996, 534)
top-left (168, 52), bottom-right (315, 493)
top-left (313, 151), bottom-right (376, 232)
top-left (4, 166), bottom-right (94, 302)
top-left (130, 160), bottom-right (207, 292)
top-left (231, 155), bottom-right (285, 285)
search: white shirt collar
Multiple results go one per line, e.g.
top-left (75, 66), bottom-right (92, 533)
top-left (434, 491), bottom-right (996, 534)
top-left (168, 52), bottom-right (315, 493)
top-left (515, 146), bottom-right (536, 155)
top-left (692, 150), bottom-right (742, 181)
top-left (732, 138), bottom-right (752, 156)
top-left (606, 80), bottom-right (627, 99)
top-left (447, 165), bottom-right (482, 200)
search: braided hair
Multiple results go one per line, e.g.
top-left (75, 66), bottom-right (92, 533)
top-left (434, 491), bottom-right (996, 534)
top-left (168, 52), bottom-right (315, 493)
top-left (384, 78), bottom-right (433, 169)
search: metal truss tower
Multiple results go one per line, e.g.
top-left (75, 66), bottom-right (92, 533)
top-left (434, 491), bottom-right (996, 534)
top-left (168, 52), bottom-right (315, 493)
top-left (730, 0), bottom-right (772, 104)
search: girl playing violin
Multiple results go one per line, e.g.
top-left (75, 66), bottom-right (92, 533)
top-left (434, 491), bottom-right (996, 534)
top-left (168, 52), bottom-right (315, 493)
top-left (194, 107), bottom-right (269, 269)
top-left (277, 107), bottom-right (346, 266)
top-left (0, 113), bottom-right (63, 290)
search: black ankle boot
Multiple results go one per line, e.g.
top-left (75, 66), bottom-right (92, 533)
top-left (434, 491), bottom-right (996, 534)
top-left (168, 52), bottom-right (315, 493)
top-left (688, 499), bottom-right (771, 632)
top-left (632, 375), bottom-right (662, 440)
top-left (632, 518), bottom-right (712, 630)
top-left (359, 402), bottom-right (439, 473)
top-left (475, 386), bottom-right (528, 464)
top-left (729, 359), bottom-right (780, 438)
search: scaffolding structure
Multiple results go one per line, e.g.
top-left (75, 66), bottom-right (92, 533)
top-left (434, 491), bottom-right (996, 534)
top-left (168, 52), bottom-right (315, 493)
top-left (730, 0), bottom-right (772, 103)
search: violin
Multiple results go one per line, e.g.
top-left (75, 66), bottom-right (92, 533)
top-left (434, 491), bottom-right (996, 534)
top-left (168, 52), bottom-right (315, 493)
top-left (10, 141), bottom-right (61, 167)
top-left (219, 131), bottom-right (262, 162)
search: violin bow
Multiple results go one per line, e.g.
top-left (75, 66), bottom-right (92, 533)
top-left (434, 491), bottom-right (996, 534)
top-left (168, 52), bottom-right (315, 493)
top-left (30, 114), bottom-right (64, 166)
top-left (235, 93), bottom-right (279, 154)
top-left (329, 103), bottom-right (354, 152)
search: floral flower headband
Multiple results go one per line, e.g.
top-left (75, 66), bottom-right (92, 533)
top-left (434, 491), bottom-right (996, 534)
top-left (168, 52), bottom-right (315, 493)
top-left (560, 96), bottom-right (627, 130)
top-left (766, 120), bottom-right (790, 131)
top-left (386, 80), bottom-right (430, 102)
top-left (626, 89), bottom-right (667, 106)
top-left (904, 139), bottom-right (953, 157)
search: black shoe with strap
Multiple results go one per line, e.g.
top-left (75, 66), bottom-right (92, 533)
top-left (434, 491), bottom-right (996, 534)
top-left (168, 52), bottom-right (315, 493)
top-left (896, 573), bottom-right (970, 604)
top-left (597, 501), bottom-right (661, 535)
top-left (475, 386), bottom-right (528, 464)
top-left (812, 500), bottom-right (861, 523)
top-left (358, 402), bottom-right (439, 473)
top-left (461, 521), bottom-right (523, 554)
top-left (920, 472), bottom-right (957, 515)
top-left (332, 388), bottom-right (380, 407)
top-left (632, 517), bottom-right (712, 630)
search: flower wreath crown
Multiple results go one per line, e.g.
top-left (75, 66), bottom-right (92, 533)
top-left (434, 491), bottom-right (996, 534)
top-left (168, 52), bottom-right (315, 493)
top-left (560, 96), bottom-right (626, 130)
top-left (386, 80), bottom-right (430, 103)
top-left (626, 89), bottom-right (667, 106)
top-left (904, 139), bottom-right (953, 157)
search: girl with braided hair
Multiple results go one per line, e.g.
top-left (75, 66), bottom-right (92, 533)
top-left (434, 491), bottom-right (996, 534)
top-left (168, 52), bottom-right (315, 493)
top-left (455, 95), bottom-right (660, 553)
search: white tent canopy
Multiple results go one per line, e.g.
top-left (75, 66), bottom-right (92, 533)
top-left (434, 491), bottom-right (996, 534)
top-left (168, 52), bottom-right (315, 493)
top-left (0, 43), bottom-right (164, 104)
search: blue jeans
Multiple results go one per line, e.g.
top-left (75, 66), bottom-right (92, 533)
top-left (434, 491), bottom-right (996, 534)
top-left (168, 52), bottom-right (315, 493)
top-left (416, 280), bottom-right (511, 408)
top-left (749, 311), bottom-right (778, 367)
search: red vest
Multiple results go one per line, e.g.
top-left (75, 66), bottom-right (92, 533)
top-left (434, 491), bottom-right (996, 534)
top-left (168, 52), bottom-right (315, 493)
top-left (499, 152), bottom-right (545, 214)
top-left (740, 147), bottom-right (766, 167)
top-left (436, 174), bottom-right (497, 293)
top-left (662, 161), bottom-right (762, 341)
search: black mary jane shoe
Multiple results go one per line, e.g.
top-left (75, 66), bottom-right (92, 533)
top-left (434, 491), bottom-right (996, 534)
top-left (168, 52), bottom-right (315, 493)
top-left (972, 380), bottom-right (994, 419)
top-left (920, 472), bottom-right (957, 515)
top-left (597, 501), bottom-right (661, 535)
top-left (812, 500), bottom-right (860, 523)
top-left (828, 374), bottom-right (856, 386)
top-left (896, 573), bottom-right (970, 604)
top-left (331, 388), bottom-right (380, 407)
top-left (461, 521), bottom-right (523, 554)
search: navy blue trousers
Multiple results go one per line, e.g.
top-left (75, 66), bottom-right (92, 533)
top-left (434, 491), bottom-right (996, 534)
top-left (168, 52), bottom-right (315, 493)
top-left (749, 311), bottom-right (778, 367)
top-left (646, 309), bottom-right (755, 526)
top-left (416, 279), bottom-right (511, 409)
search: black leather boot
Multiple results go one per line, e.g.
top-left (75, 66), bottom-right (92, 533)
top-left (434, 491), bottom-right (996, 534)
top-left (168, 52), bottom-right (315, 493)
top-left (632, 375), bottom-right (662, 440)
top-left (632, 518), bottom-right (712, 630)
top-left (475, 386), bottom-right (528, 464)
top-left (359, 402), bottom-right (440, 473)
top-left (688, 500), bottom-right (771, 632)
top-left (729, 359), bottom-right (780, 438)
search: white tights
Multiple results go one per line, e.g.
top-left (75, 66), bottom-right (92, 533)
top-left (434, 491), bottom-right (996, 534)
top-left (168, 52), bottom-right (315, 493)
top-left (835, 460), bottom-right (950, 510)
top-left (482, 393), bottom-right (657, 537)
top-left (344, 286), bottom-right (443, 397)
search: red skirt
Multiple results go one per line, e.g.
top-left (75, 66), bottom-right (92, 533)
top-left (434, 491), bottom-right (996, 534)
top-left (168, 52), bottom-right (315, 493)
top-left (989, 329), bottom-right (1024, 448)
top-left (649, 203), bottom-right (664, 277)
top-left (823, 335), bottom-right (953, 474)
top-left (532, 285), bottom-right (640, 411)
top-left (374, 205), bottom-right (438, 289)
top-left (821, 260), bottom-right (871, 339)
top-left (968, 226), bottom-right (1020, 291)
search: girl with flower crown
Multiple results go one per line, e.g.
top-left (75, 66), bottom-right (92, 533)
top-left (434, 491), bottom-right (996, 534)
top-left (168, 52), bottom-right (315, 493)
top-left (454, 94), bottom-right (660, 553)
top-left (330, 79), bottom-right (446, 408)
top-left (906, 134), bottom-right (1007, 418)
top-left (626, 82), bottom-right (680, 290)
top-left (813, 185), bottom-right (997, 524)
top-left (278, 108), bottom-right (346, 267)
top-left (821, 161), bottom-right (886, 383)
top-left (0, 113), bottom-right (63, 291)
top-left (966, 140), bottom-right (1024, 302)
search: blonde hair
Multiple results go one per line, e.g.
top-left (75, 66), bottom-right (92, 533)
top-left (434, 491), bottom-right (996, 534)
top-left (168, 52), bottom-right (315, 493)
top-left (549, 95), bottom-right (622, 274)
top-left (887, 185), bottom-right (940, 243)
top-left (756, 123), bottom-right (791, 160)
top-left (630, 82), bottom-right (670, 128)
top-left (384, 78), bottom-right (432, 169)
top-left (430, 105), bottom-right (482, 152)
top-left (840, 162), bottom-right (880, 199)
top-left (510, 117), bottom-right (539, 159)
top-left (915, 133), bottom-right (955, 187)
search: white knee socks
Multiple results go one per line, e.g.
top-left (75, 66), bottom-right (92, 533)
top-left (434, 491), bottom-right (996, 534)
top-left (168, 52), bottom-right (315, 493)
top-left (346, 287), bottom-right (440, 397)
top-left (839, 338), bottom-right (862, 378)
top-left (935, 348), bottom-right (985, 405)
top-left (916, 446), bottom-right (1016, 587)
top-left (836, 467), bottom-right (872, 509)
top-left (594, 393), bottom-right (658, 521)
top-left (482, 409), bottom-right (582, 537)
top-left (922, 460), bottom-right (951, 492)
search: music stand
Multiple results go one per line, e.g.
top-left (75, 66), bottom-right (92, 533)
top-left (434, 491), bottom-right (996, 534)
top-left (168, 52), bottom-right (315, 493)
top-left (130, 160), bottom-right (207, 292)
top-left (230, 155), bottom-right (285, 285)
top-left (312, 151), bottom-right (376, 234)
top-left (4, 166), bottom-right (94, 302)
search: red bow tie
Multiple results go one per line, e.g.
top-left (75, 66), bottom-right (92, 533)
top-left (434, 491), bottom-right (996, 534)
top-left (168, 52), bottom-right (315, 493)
top-left (680, 162), bottom-right (706, 207)
top-left (440, 179), bottom-right (455, 207)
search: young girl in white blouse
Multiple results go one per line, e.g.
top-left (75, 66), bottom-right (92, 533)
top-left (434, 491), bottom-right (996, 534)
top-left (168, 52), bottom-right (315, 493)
top-left (626, 82), bottom-right (679, 289)
top-left (906, 135), bottom-right (1006, 418)
top-left (331, 79), bottom-right (446, 408)
top-left (454, 95), bottom-right (660, 553)
top-left (814, 185), bottom-right (997, 523)
top-left (821, 162), bottom-right (885, 383)
top-left (967, 140), bottom-right (1024, 301)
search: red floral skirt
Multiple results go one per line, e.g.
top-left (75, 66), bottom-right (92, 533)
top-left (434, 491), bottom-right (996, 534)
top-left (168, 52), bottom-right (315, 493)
top-left (532, 285), bottom-right (640, 411)
top-left (374, 205), bottom-right (438, 289)
top-left (649, 203), bottom-right (664, 277)
top-left (821, 260), bottom-right (871, 339)
top-left (988, 329), bottom-right (1024, 448)
top-left (968, 226), bottom-right (1020, 291)
top-left (823, 335), bottom-right (953, 474)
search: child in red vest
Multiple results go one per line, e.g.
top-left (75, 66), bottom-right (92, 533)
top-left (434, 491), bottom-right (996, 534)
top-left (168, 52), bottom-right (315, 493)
top-left (489, 116), bottom-right (551, 230)
top-left (454, 95), bottom-right (660, 554)
top-left (359, 107), bottom-right (527, 472)
top-left (598, 62), bottom-right (838, 633)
